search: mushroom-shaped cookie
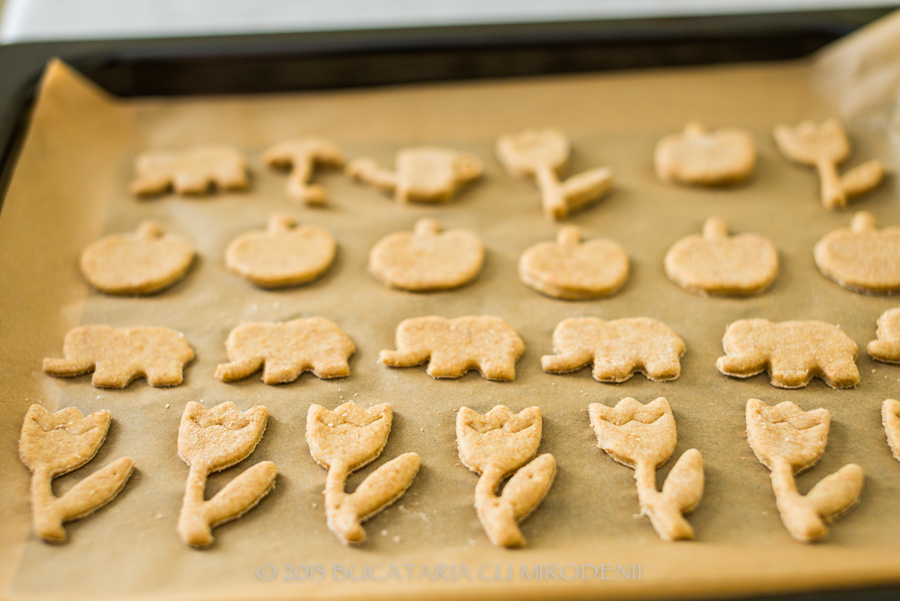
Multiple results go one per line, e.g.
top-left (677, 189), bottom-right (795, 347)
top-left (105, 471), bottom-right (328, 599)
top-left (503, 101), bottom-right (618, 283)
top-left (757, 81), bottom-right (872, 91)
top-left (665, 217), bottom-right (778, 296)
top-left (225, 214), bottom-right (336, 288)
top-left (497, 128), bottom-right (612, 220)
top-left (655, 122), bottom-right (756, 185)
top-left (519, 226), bottom-right (628, 300)
top-left (80, 221), bottom-right (195, 295)
top-left (346, 147), bottom-right (482, 203)
top-left (868, 308), bottom-right (900, 363)
top-left (263, 137), bottom-right (344, 205)
top-left (130, 145), bottom-right (249, 196)
top-left (814, 212), bottom-right (900, 294)
top-left (369, 218), bottom-right (484, 292)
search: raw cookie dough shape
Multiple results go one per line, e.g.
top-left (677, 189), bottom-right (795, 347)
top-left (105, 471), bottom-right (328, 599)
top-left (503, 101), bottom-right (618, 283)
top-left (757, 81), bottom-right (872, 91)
top-left (177, 401), bottom-right (277, 547)
top-left (263, 137), bottom-right (345, 205)
top-left (814, 212), bottom-right (900, 295)
top-left (215, 317), bottom-right (355, 385)
top-left (80, 221), bottom-right (195, 295)
top-left (664, 217), bottom-right (778, 296)
top-left (43, 325), bottom-right (195, 388)
top-left (655, 122), bottom-right (756, 185)
top-left (717, 319), bottom-right (859, 389)
top-left (369, 218), bottom-right (484, 292)
top-left (346, 146), bottom-right (482, 203)
top-left (19, 405), bottom-right (135, 543)
top-left (541, 317), bottom-right (685, 383)
top-left (746, 399), bottom-right (863, 543)
top-left (589, 398), bottom-right (703, 541)
top-left (307, 402), bottom-right (420, 545)
top-left (130, 145), bottom-right (250, 196)
top-left (882, 399), bottom-right (900, 461)
top-left (225, 214), bottom-right (336, 288)
top-left (519, 226), bottom-right (629, 300)
top-left (496, 128), bottom-right (613, 220)
top-left (868, 308), bottom-right (900, 363)
top-left (773, 118), bottom-right (884, 209)
top-left (380, 315), bottom-right (525, 381)
top-left (457, 406), bottom-right (556, 548)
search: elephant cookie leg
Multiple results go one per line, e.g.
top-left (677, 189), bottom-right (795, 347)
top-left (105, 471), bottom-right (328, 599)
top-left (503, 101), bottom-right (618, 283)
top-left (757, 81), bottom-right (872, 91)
top-left (768, 356), bottom-right (815, 389)
top-left (146, 365), bottom-right (187, 387)
top-left (819, 360), bottom-right (860, 390)
top-left (476, 358), bottom-right (517, 382)
top-left (592, 359), bottom-right (637, 383)
top-left (716, 354), bottom-right (766, 379)
top-left (216, 356), bottom-right (265, 382)
top-left (261, 359), bottom-right (307, 385)
top-left (425, 354), bottom-right (475, 379)
top-left (643, 358), bottom-right (681, 382)
top-left (91, 362), bottom-right (139, 389)
top-left (541, 350), bottom-right (593, 374)
top-left (311, 358), bottom-right (351, 379)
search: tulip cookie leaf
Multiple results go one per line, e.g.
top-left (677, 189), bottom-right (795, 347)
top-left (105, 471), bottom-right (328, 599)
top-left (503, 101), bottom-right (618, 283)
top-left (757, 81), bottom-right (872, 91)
top-left (130, 144), bottom-right (249, 196)
top-left (497, 128), bottom-right (612, 220)
top-left (307, 402), bottom-right (420, 545)
top-left (882, 400), bottom-right (900, 462)
top-left (380, 315), bottom-right (525, 381)
top-left (665, 217), bottom-right (778, 296)
top-left (589, 398), bottom-right (702, 541)
top-left (80, 221), bottom-right (195, 295)
top-left (717, 319), bottom-right (859, 389)
top-left (225, 214), bottom-right (336, 288)
top-left (19, 405), bottom-right (134, 543)
top-left (869, 308), bottom-right (900, 363)
top-left (177, 402), bottom-right (277, 547)
top-left (44, 325), bottom-right (196, 388)
top-left (519, 226), bottom-right (629, 300)
top-left (655, 122), bottom-right (756, 185)
top-left (263, 137), bottom-right (344, 205)
top-left (457, 406), bottom-right (556, 548)
top-left (369, 218), bottom-right (484, 291)
top-left (773, 118), bottom-right (884, 209)
top-left (216, 317), bottom-right (355, 385)
top-left (815, 212), bottom-right (900, 295)
top-left (346, 146), bottom-right (482, 203)
top-left (542, 317), bottom-right (685, 383)
top-left (746, 399), bottom-right (862, 543)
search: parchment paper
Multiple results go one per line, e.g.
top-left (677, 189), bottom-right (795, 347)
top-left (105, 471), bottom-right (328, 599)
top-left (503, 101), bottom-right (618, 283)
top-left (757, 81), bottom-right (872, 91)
top-left (2, 12), bottom-right (900, 601)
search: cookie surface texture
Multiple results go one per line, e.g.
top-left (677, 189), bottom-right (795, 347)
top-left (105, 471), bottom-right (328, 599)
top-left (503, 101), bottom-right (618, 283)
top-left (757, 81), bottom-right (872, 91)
top-left (130, 144), bottom-right (249, 196)
top-left (380, 315), bottom-right (525, 381)
top-left (868, 308), bottom-right (900, 363)
top-left (263, 137), bottom-right (344, 205)
top-left (43, 325), bottom-right (195, 388)
top-left (883, 399), bottom-right (900, 462)
top-left (80, 221), bottom-right (195, 295)
top-left (655, 122), bottom-right (756, 185)
top-left (717, 319), bottom-right (859, 389)
top-left (519, 226), bottom-right (628, 299)
top-left (369, 218), bottom-right (483, 291)
top-left (665, 217), bottom-right (777, 296)
top-left (225, 214), bottom-right (336, 288)
top-left (541, 317), bottom-right (685, 382)
top-left (814, 212), bottom-right (900, 294)
top-left (216, 317), bottom-right (355, 384)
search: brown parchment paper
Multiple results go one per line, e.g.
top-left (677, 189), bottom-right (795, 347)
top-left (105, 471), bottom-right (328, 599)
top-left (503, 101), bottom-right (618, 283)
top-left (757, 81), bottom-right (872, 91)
top-left (3, 12), bottom-right (900, 601)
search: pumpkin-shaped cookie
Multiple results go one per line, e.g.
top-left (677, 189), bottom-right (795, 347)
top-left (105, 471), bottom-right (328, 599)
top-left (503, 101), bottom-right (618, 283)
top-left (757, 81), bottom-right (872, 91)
top-left (655, 122), bottom-right (756, 186)
top-left (225, 214), bottom-right (336, 288)
top-left (665, 218), bottom-right (778, 296)
top-left (519, 227), bottom-right (628, 299)
top-left (369, 218), bottom-right (484, 291)
top-left (814, 212), bottom-right (900, 294)
top-left (80, 222), bottom-right (195, 295)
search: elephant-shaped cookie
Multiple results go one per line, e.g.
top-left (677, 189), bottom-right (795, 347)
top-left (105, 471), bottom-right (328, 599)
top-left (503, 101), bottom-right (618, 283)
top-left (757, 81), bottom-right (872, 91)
top-left (541, 317), bottom-right (685, 382)
top-left (130, 145), bottom-right (249, 196)
top-left (867, 308), bottom-right (900, 364)
top-left (717, 319), bottom-right (859, 389)
top-left (43, 325), bottom-right (196, 388)
top-left (216, 317), bottom-right (356, 385)
top-left (380, 316), bottom-right (524, 381)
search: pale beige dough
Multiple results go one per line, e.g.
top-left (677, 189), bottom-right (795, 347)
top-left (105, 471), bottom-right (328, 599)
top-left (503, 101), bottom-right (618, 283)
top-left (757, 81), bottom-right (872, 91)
top-left (814, 212), bottom-right (900, 294)
top-left (263, 136), bottom-right (344, 205)
top-left (130, 144), bottom-right (249, 196)
top-left (868, 307), bottom-right (900, 363)
top-left (654, 122), bottom-right (756, 185)
top-left (882, 399), bottom-right (900, 462)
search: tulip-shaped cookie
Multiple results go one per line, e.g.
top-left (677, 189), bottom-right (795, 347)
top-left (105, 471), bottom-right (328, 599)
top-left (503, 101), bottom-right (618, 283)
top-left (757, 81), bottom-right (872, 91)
top-left (869, 308), bottom-right (900, 363)
top-left (307, 402), bottom-right (419, 545)
top-left (774, 119), bottom-right (883, 209)
top-left (457, 406), bottom-right (556, 548)
top-left (225, 214), bottom-right (336, 288)
top-left (589, 398), bottom-right (702, 541)
top-left (655, 122), bottom-right (756, 185)
top-left (130, 144), bottom-right (249, 196)
top-left (177, 401), bottom-right (277, 547)
top-left (815, 212), bottom-right (900, 294)
top-left (883, 400), bottom-right (900, 462)
top-left (497, 128), bottom-right (612, 220)
top-left (746, 399), bottom-right (862, 543)
top-left (346, 147), bottom-right (482, 203)
top-left (19, 405), bottom-right (134, 543)
top-left (80, 221), bottom-right (195, 295)
top-left (263, 137), bottom-right (344, 205)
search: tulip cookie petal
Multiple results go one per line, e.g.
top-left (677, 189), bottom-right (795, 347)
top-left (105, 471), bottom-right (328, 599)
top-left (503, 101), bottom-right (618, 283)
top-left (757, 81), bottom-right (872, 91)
top-left (882, 399), bottom-right (900, 461)
top-left (519, 226), bottom-right (628, 299)
top-left (369, 218), bottom-right (484, 291)
top-left (815, 212), bottom-right (900, 294)
top-left (655, 122), bottom-right (756, 185)
top-left (868, 308), bottom-right (900, 363)
top-left (130, 145), bottom-right (249, 196)
top-left (263, 137), bottom-right (344, 205)
top-left (665, 217), bottom-right (777, 296)
top-left (225, 214), bottom-right (336, 288)
top-left (80, 222), bottom-right (195, 295)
